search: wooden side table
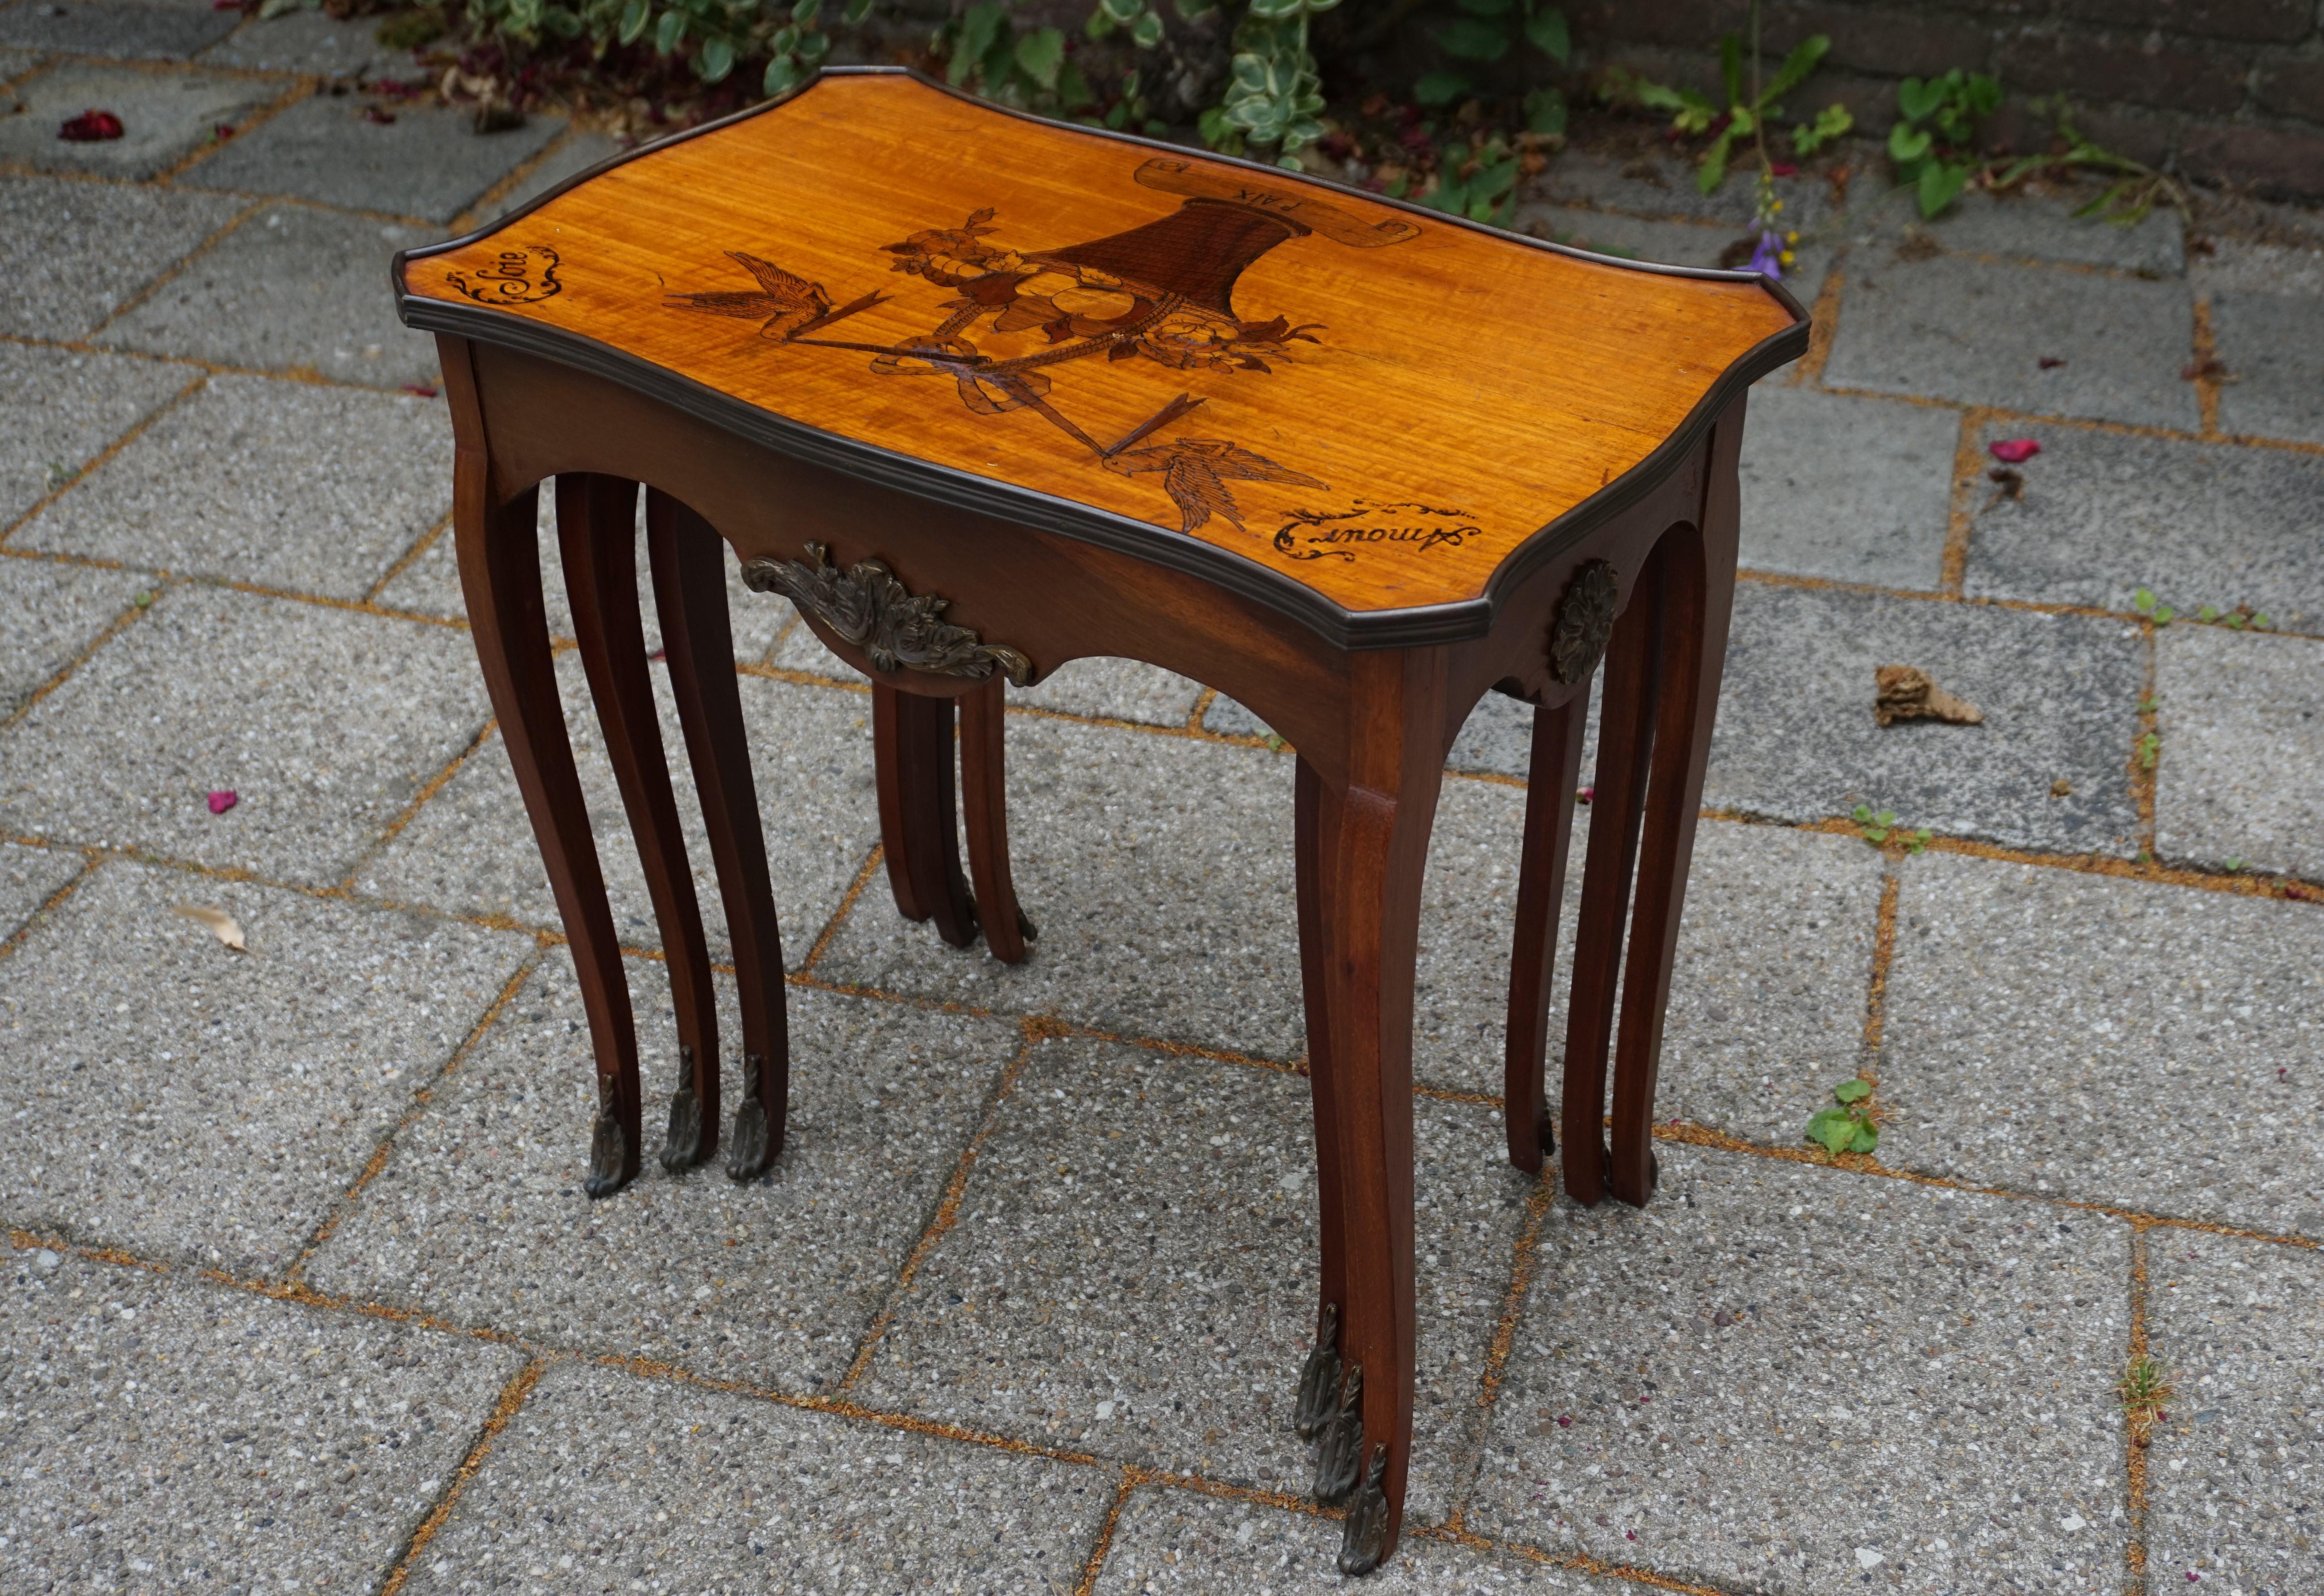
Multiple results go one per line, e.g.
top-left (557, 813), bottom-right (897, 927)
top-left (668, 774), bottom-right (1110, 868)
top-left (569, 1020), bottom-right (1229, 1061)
top-left (395, 70), bottom-right (1804, 1574)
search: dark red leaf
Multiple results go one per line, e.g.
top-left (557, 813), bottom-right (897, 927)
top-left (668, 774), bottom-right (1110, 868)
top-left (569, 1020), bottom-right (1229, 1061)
top-left (1987, 438), bottom-right (2041, 465)
top-left (59, 110), bottom-right (124, 142)
top-left (1770, 161), bottom-right (1798, 176)
top-left (364, 106), bottom-right (397, 124)
top-left (207, 790), bottom-right (238, 815)
top-left (400, 382), bottom-right (439, 398)
top-left (2037, 355), bottom-right (2065, 369)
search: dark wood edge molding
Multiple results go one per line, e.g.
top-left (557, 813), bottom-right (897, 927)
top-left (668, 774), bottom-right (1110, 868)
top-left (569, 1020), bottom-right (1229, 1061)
top-left (395, 67), bottom-right (1808, 650)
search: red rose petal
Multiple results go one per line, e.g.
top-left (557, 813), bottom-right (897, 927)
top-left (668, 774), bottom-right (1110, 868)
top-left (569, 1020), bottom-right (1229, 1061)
top-left (59, 110), bottom-right (125, 142)
top-left (207, 790), bottom-right (238, 815)
top-left (1988, 438), bottom-right (2041, 465)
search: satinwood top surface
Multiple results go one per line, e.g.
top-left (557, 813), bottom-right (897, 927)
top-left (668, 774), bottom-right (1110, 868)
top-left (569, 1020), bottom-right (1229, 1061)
top-left (398, 69), bottom-right (1803, 630)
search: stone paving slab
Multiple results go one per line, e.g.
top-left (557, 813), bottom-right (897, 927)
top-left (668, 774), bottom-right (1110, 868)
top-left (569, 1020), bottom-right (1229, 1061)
top-left (1015, 656), bottom-right (1206, 728)
top-left (1525, 149), bottom-right (1832, 231)
top-left (1736, 384), bottom-right (1959, 589)
top-left (14, 372), bottom-right (450, 597)
top-left (0, 837), bottom-right (79, 940)
top-left (308, 960), bottom-right (1019, 1394)
top-left (814, 713), bottom-right (1303, 1058)
top-left (1846, 185), bottom-right (2186, 277)
top-left (0, 342), bottom-right (190, 526)
top-left (0, 44), bottom-right (40, 83)
top-left (2192, 236), bottom-right (2324, 300)
top-left (0, 60), bottom-right (273, 178)
top-left (181, 92), bottom-right (561, 223)
top-left (852, 1036), bottom-right (1531, 1524)
top-left (1881, 852), bottom-right (2324, 1238)
top-left (2154, 627), bottom-right (2324, 881)
top-left (0, 553), bottom-right (147, 709)
top-left (0, 0), bottom-right (239, 59)
top-left (197, 8), bottom-right (400, 77)
top-left (95, 201), bottom-right (442, 387)
top-left (395, 1359), bottom-right (1113, 1594)
top-left (0, 172), bottom-right (241, 337)
top-left (1410, 790), bottom-right (1885, 1128)
top-left (478, 127), bottom-right (620, 221)
top-left (1094, 1488), bottom-right (1634, 1593)
top-left (1707, 581), bottom-right (2147, 855)
top-left (2144, 1232), bottom-right (2323, 1594)
top-left (0, 1246), bottom-right (525, 1590)
top-left (2211, 290), bottom-right (2324, 444)
top-left (1963, 418), bottom-right (2324, 630)
top-left (1467, 1144), bottom-right (2132, 1593)
top-left (359, 663), bottom-right (874, 964)
top-left (1823, 251), bottom-right (2200, 430)
top-left (372, 495), bottom-right (790, 659)
top-left (0, 858), bottom-right (531, 1273)
top-left (0, 582), bottom-right (490, 884)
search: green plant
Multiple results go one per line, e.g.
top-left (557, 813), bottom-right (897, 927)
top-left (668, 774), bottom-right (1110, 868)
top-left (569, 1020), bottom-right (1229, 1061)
top-left (948, 1), bottom-right (1094, 115)
top-left (1852, 803), bottom-right (1930, 854)
top-left (1990, 98), bottom-right (2190, 226)
top-left (1414, 0), bottom-right (1570, 137)
top-left (1791, 100), bottom-right (1851, 155)
top-left (1198, 0), bottom-right (1337, 165)
top-left (2137, 731), bottom-right (2160, 771)
top-left (2131, 587), bottom-right (2175, 626)
top-left (1617, 29), bottom-right (1836, 194)
top-left (1888, 68), bottom-right (2000, 217)
top-left (2118, 1352), bottom-right (2173, 1432)
top-left (1806, 1077), bottom-right (1878, 1156)
top-left (1409, 131), bottom-right (1527, 222)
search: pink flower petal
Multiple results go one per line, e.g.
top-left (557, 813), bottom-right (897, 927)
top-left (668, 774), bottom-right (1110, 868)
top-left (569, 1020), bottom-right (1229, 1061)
top-left (1988, 438), bottom-right (2041, 465)
top-left (207, 790), bottom-right (238, 815)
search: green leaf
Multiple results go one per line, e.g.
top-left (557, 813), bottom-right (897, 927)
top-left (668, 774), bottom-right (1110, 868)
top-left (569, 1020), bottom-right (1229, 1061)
top-left (793, 0), bottom-right (820, 24)
top-left (1524, 85), bottom-right (1567, 136)
top-left (845, 0), bottom-right (872, 20)
top-left (2153, 603), bottom-right (2175, 625)
top-left (1876, 811), bottom-right (1897, 826)
top-left (1896, 74), bottom-right (1944, 123)
top-left (1432, 18), bottom-right (1510, 60)
top-left (2132, 587), bottom-right (2156, 612)
top-left (949, 0), bottom-right (1003, 83)
top-left (1174, 0), bottom-right (1217, 16)
top-left (764, 52), bottom-right (804, 93)
top-left (2197, 604), bottom-right (2220, 622)
top-left (1888, 123), bottom-right (1932, 164)
top-left (1792, 100), bottom-right (1850, 155)
top-left (1718, 31), bottom-right (1742, 109)
top-left (1015, 25), bottom-right (1064, 88)
top-left (695, 33), bottom-right (733, 78)
top-left (1917, 159), bottom-right (1967, 218)
top-left (1099, 0), bottom-right (1141, 23)
top-left (653, 6), bottom-right (685, 53)
top-left (1057, 58), bottom-right (1094, 108)
top-left (1471, 157), bottom-right (1518, 201)
top-left (1852, 803), bottom-right (1874, 823)
top-left (1849, 1121), bottom-right (1880, 1155)
top-left (1833, 1078), bottom-right (1872, 1105)
top-left (1130, 8), bottom-right (1162, 46)
top-left (616, 0), bottom-right (649, 42)
top-left (1807, 1108), bottom-right (1858, 1155)
top-left (1413, 69), bottom-right (1470, 106)
top-left (1696, 124), bottom-right (1738, 194)
top-left (1525, 6), bottom-right (1567, 62)
top-left (1761, 33), bottom-right (1828, 107)
top-left (1454, 0), bottom-right (1514, 15)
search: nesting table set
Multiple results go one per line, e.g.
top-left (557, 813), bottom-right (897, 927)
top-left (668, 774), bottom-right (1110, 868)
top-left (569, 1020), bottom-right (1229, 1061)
top-left (395, 70), bottom-right (1804, 1575)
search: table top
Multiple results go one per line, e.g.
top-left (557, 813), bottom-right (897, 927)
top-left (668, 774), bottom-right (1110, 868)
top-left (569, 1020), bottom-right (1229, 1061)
top-left (398, 69), bottom-right (1805, 644)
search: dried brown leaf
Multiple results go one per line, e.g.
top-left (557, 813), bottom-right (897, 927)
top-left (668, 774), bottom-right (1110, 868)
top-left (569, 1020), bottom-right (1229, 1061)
top-left (172, 903), bottom-right (246, 951)
top-left (1873, 666), bottom-right (1983, 727)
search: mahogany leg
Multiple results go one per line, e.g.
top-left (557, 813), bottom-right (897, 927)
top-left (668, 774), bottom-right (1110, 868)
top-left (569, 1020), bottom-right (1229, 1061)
top-left (645, 490), bottom-right (790, 1180)
top-left (1299, 650), bottom-right (1445, 1576)
top-left (875, 683), bottom-right (979, 949)
top-left (455, 475), bottom-right (640, 1198)
top-left (1503, 690), bottom-right (1589, 1175)
top-left (1558, 542), bottom-right (1668, 1209)
top-left (1292, 754), bottom-right (1348, 1439)
top-left (556, 474), bottom-right (720, 1173)
top-left (959, 675), bottom-right (1035, 963)
top-left (1607, 408), bottom-right (1745, 1208)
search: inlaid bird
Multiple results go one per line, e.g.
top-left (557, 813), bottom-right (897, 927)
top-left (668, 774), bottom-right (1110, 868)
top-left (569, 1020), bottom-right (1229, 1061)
top-left (1103, 438), bottom-right (1325, 534)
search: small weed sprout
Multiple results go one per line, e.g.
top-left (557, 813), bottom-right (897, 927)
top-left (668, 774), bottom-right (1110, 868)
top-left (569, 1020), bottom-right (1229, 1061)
top-left (2118, 1353), bottom-right (2173, 1442)
top-left (2137, 732), bottom-right (2161, 771)
top-left (1806, 1077), bottom-right (1878, 1156)
top-left (1852, 803), bottom-right (1932, 854)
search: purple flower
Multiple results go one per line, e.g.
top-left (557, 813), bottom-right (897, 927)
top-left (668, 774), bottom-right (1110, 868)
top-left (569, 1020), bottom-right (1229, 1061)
top-left (1747, 229), bottom-right (1784, 278)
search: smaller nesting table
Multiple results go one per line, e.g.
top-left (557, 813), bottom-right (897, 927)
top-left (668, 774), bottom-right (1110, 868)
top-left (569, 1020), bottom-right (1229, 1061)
top-left (395, 69), bottom-right (1804, 1575)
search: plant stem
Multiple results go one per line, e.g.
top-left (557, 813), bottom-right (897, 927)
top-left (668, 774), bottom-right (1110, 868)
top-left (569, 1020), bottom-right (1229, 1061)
top-left (1750, 0), bottom-right (1767, 178)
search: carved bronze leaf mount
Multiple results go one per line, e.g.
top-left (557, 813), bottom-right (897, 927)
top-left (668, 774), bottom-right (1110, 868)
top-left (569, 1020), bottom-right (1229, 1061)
top-left (1548, 558), bottom-right (1619, 685)
top-left (742, 542), bottom-right (1032, 686)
